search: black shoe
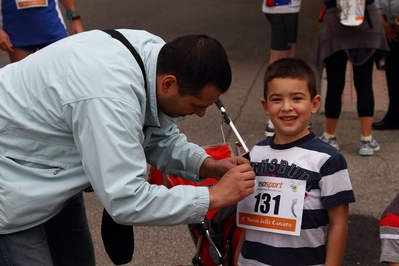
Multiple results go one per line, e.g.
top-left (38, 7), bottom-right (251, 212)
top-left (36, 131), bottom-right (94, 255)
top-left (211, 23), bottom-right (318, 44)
top-left (372, 120), bottom-right (399, 130)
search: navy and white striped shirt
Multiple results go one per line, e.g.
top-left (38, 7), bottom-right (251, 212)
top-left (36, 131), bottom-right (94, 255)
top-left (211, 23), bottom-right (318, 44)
top-left (238, 132), bottom-right (355, 266)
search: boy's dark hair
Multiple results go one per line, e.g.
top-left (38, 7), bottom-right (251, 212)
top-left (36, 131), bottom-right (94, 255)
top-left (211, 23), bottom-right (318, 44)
top-left (263, 58), bottom-right (317, 100)
top-left (157, 35), bottom-right (232, 97)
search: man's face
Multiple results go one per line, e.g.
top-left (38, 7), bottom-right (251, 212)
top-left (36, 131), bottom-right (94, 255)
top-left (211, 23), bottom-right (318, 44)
top-left (160, 84), bottom-right (222, 118)
top-left (156, 75), bottom-right (223, 118)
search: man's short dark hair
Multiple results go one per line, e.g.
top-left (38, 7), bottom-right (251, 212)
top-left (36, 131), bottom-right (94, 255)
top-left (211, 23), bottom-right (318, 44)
top-left (157, 35), bottom-right (232, 97)
top-left (263, 58), bottom-right (317, 100)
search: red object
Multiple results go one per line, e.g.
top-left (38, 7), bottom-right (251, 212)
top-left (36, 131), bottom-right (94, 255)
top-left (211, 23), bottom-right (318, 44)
top-left (148, 143), bottom-right (242, 265)
top-left (266, 0), bottom-right (274, 7)
top-left (148, 143), bottom-right (232, 188)
top-left (318, 7), bottom-right (326, 22)
top-left (380, 212), bottom-right (399, 227)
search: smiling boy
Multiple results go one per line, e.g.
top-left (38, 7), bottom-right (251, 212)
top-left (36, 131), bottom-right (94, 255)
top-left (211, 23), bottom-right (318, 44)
top-left (235, 58), bottom-right (356, 266)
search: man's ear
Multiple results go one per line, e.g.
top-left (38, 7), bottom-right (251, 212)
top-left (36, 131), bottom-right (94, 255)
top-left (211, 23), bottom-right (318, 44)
top-left (160, 75), bottom-right (178, 94)
top-left (260, 98), bottom-right (269, 115)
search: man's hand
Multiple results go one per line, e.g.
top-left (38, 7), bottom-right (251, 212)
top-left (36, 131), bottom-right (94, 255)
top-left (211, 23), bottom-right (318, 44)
top-left (0, 29), bottom-right (13, 53)
top-left (199, 156), bottom-right (250, 180)
top-left (208, 164), bottom-right (255, 210)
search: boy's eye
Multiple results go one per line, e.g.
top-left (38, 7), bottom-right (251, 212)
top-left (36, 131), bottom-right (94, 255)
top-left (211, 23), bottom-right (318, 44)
top-left (293, 96), bottom-right (304, 101)
top-left (270, 97), bottom-right (281, 102)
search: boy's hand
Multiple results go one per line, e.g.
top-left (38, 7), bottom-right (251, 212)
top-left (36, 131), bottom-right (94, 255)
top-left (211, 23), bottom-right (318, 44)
top-left (208, 164), bottom-right (255, 210)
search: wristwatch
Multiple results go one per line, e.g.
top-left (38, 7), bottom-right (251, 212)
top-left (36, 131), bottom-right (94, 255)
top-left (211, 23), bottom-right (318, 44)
top-left (66, 9), bottom-right (81, 22)
top-left (70, 15), bottom-right (81, 22)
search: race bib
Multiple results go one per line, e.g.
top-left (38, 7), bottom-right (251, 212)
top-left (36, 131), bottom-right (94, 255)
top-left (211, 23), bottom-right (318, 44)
top-left (266, 0), bottom-right (292, 7)
top-left (15, 0), bottom-right (48, 9)
top-left (237, 176), bottom-right (305, 236)
top-left (337, 0), bottom-right (366, 26)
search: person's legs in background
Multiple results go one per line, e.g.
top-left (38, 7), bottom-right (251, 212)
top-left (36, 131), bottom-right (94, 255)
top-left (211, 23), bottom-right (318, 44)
top-left (265, 13), bottom-right (298, 63)
top-left (319, 51), bottom-right (347, 150)
top-left (8, 47), bottom-right (35, 63)
top-left (353, 54), bottom-right (380, 156)
top-left (373, 40), bottom-right (399, 129)
top-left (264, 13), bottom-right (299, 136)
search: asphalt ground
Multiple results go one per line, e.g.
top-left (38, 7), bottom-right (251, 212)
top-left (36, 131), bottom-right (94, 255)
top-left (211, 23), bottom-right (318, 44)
top-left (0, 0), bottom-right (397, 265)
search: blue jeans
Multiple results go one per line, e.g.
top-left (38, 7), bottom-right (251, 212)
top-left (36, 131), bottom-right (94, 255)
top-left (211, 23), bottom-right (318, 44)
top-left (0, 192), bottom-right (95, 266)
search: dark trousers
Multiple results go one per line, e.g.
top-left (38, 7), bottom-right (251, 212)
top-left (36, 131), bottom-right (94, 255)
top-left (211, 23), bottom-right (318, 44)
top-left (383, 40), bottom-right (399, 123)
top-left (324, 50), bottom-right (375, 118)
top-left (0, 192), bottom-right (95, 266)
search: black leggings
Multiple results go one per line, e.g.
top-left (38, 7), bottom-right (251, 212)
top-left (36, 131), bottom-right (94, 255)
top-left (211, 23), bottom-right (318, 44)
top-left (384, 39), bottom-right (399, 120)
top-left (324, 50), bottom-right (375, 118)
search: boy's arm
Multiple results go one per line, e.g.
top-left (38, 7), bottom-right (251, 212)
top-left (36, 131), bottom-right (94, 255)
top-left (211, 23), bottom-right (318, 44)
top-left (234, 228), bottom-right (246, 266)
top-left (325, 203), bottom-right (349, 266)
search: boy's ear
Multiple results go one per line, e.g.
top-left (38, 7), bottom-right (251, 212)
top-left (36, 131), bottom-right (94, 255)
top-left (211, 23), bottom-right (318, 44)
top-left (311, 95), bottom-right (322, 114)
top-left (260, 98), bottom-right (269, 115)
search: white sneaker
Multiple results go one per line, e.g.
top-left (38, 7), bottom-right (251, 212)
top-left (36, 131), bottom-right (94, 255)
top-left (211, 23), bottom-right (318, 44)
top-left (359, 138), bottom-right (380, 156)
top-left (319, 133), bottom-right (340, 150)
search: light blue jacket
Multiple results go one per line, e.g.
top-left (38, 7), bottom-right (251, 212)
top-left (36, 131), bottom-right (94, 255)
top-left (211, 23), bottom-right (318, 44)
top-left (0, 29), bottom-right (210, 234)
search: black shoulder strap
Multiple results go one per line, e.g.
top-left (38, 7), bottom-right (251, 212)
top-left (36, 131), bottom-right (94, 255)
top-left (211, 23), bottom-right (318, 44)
top-left (102, 29), bottom-right (148, 91)
top-left (100, 29), bottom-right (148, 265)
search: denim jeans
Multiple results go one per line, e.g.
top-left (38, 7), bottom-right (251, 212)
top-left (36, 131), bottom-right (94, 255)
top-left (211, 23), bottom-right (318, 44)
top-left (0, 192), bottom-right (96, 266)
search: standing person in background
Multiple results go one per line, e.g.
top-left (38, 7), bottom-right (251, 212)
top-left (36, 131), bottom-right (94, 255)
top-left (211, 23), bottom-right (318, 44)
top-left (0, 1), bottom-right (87, 265)
top-left (373, 0), bottom-right (399, 130)
top-left (380, 192), bottom-right (399, 265)
top-left (0, 0), bottom-right (83, 62)
top-left (262, 0), bottom-right (302, 137)
top-left (314, 0), bottom-right (389, 156)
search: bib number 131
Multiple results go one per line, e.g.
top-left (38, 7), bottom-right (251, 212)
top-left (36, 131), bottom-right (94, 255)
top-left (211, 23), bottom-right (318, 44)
top-left (254, 193), bottom-right (280, 215)
top-left (237, 176), bottom-right (305, 236)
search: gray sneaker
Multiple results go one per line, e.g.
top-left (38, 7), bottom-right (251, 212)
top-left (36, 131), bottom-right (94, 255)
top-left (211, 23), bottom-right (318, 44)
top-left (319, 133), bottom-right (340, 150)
top-left (359, 138), bottom-right (380, 156)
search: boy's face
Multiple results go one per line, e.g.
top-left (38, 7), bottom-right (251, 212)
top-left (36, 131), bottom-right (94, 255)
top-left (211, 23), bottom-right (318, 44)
top-left (261, 78), bottom-right (321, 144)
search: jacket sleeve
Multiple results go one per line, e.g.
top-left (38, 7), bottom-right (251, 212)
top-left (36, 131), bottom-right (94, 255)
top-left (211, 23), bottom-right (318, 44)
top-left (144, 121), bottom-right (210, 183)
top-left (60, 30), bottom-right (210, 226)
top-left (63, 96), bottom-right (210, 226)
